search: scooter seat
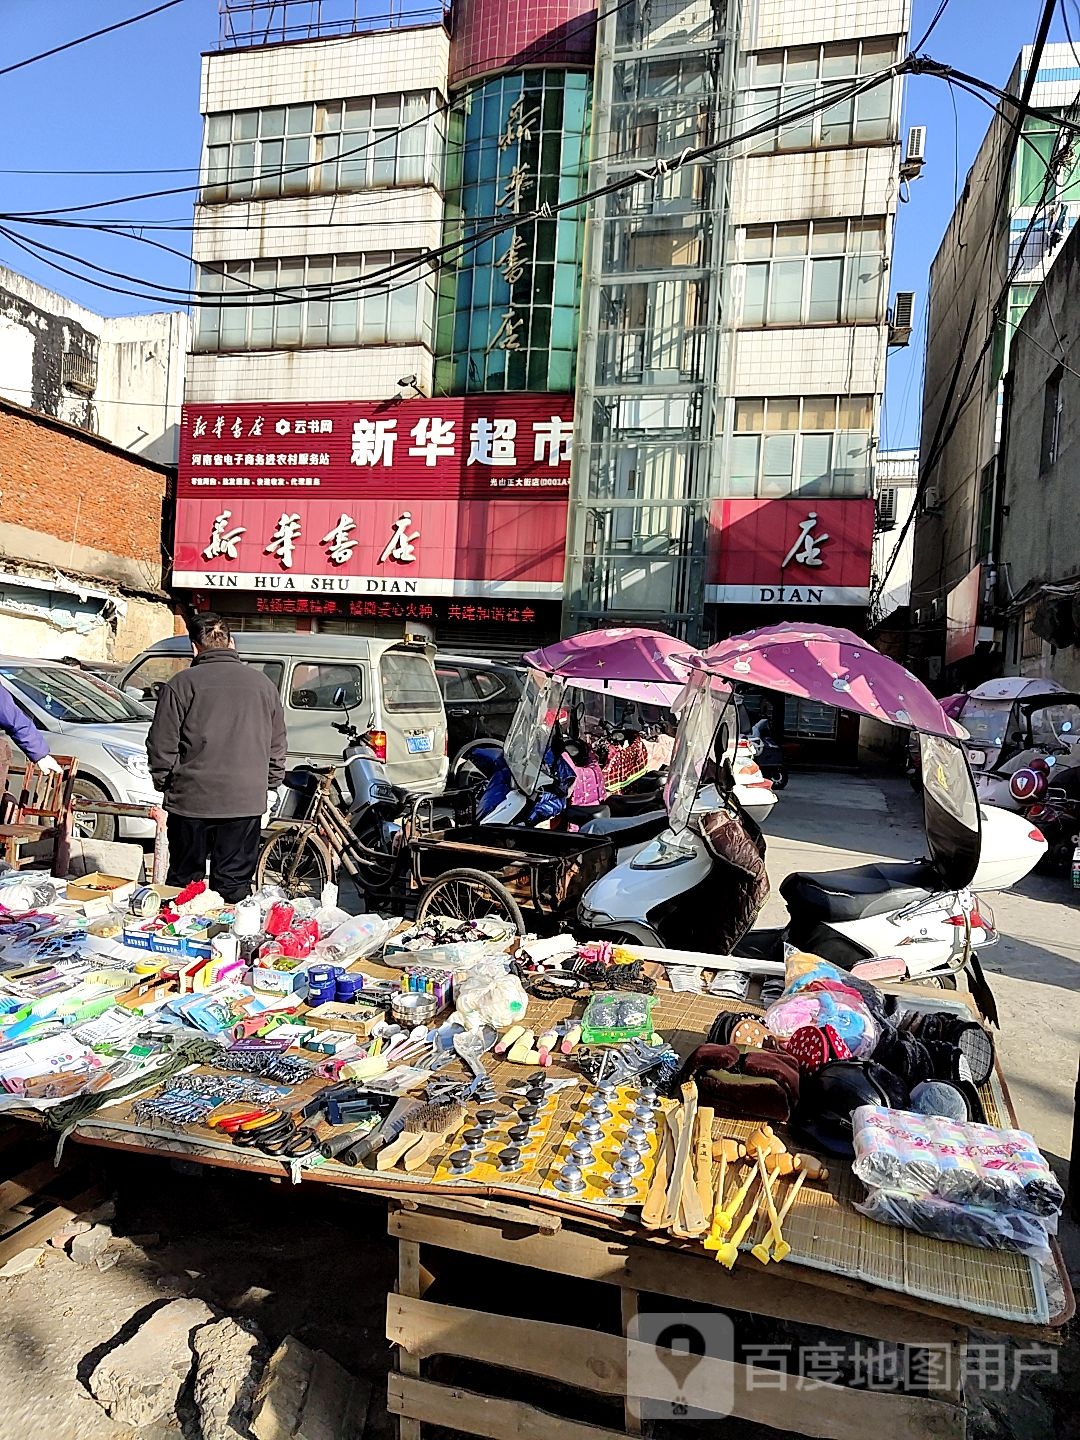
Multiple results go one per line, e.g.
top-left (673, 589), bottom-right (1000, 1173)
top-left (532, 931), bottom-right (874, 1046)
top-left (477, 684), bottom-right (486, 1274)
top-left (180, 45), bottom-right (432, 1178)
top-left (780, 860), bottom-right (937, 923)
top-left (562, 803), bottom-right (611, 826)
top-left (579, 810), bottom-right (668, 844)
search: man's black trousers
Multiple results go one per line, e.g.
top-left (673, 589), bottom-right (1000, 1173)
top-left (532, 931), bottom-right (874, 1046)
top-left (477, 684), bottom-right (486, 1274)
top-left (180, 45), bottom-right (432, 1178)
top-left (165, 814), bottom-right (262, 903)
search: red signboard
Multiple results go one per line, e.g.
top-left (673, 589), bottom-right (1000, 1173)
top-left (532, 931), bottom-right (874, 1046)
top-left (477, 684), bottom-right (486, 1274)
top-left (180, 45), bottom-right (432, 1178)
top-left (946, 564), bottom-right (983, 665)
top-left (705, 499), bottom-right (875, 606)
top-left (174, 397), bottom-right (573, 597)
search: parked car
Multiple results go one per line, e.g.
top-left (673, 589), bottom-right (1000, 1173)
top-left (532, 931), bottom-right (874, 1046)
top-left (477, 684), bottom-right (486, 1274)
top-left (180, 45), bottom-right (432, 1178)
top-left (0, 658), bottom-right (158, 842)
top-left (119, 634), bottom-right (449, 798)
top-left (434, 653), bottom-right (525, 764)
top-left (59, 655), bottom-right (127, 685)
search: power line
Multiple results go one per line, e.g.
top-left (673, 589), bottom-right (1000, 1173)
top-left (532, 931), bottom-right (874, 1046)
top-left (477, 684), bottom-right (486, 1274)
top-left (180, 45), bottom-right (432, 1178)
top-left (0, 0), bottom-right (626, 219)
top-left (871, 0), bottom-right (1062, 612)
top-left (1, 67), bottom-right (901, 311)
top-left (0, 0), bottom-right (187, 80)
top-left (912, 0), bottom-right (951, 53)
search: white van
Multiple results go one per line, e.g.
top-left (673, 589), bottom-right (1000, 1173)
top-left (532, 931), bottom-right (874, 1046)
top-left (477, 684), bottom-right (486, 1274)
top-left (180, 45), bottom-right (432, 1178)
top-left (119, 634), bottom-right (449, 797)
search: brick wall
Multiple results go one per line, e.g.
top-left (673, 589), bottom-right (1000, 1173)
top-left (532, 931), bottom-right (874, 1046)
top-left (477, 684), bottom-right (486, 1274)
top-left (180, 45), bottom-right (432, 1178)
top-left (0, 399), bottom-right (169, 569)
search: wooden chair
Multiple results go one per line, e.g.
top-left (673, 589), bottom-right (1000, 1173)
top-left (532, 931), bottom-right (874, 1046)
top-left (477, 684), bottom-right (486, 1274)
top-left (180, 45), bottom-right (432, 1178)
top-left (0, 756), bottom-right (78, 876)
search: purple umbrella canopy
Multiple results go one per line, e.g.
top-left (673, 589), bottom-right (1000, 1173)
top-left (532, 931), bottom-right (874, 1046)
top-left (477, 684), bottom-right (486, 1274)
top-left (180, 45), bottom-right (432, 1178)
top-left (690, 622), bottom-right (958, 737)
top-left (523, 628), bottom-right (697, 704)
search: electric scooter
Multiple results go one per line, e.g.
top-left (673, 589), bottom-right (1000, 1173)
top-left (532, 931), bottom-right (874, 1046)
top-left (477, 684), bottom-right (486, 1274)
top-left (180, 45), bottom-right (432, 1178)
top-left (577, 666), bottom-right (1047, 1002)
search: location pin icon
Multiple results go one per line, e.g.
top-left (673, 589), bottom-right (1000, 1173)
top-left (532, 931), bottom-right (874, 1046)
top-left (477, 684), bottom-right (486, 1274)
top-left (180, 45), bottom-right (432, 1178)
top-left (653, 1322), bottom-right (707, 1414)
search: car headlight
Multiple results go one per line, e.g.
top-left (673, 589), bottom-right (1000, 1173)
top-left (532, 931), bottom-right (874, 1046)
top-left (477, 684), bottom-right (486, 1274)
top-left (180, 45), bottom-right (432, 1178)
top-left (103, 744), bottom-right (153, 784)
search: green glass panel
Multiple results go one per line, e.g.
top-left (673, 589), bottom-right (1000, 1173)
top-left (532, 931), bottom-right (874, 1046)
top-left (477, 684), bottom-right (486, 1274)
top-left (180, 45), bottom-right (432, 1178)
top-left (550, 306), bottom-right (576, 348)
top-left (549, 350), bottom-right (573, 389)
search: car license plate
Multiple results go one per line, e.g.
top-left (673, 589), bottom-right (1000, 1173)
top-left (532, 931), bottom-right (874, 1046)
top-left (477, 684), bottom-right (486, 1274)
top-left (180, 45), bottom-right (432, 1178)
top-left (407, 733), bottom-right (432, 754)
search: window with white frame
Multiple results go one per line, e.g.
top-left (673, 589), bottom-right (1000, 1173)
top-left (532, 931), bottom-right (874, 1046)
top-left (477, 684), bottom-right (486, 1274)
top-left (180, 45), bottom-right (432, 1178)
top-left (203, 92), bottom-right (441, 202)
top-left (727, 396), bottom-right (873, 498)
top-left (739, 219), bottom-right (885, 327)
top-left (741, 39), bottom-right (898, 154)
top-left (194, 253), bottom-right (435, 353)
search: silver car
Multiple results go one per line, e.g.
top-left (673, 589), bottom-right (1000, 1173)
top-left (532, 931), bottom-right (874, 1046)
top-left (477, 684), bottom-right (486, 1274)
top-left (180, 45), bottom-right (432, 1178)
top-left (0, 658), bottom-right (159, 842)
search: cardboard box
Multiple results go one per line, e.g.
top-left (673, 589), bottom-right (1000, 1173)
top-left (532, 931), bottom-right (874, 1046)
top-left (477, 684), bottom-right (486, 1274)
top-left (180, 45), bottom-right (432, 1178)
top-left (67, 873), bottom-right (136, 905)
top-left (249, 963), bottom-right (310, 997)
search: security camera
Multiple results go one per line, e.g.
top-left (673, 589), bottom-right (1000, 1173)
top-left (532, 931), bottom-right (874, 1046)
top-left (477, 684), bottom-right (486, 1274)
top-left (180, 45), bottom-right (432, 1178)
top-left (397, 374), bottom-right (418, 388)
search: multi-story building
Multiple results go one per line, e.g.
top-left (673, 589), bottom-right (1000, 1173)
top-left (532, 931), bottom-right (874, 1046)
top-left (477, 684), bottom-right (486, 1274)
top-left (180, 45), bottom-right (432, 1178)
top-left (0, 265), bottom-right (187, 464)
top-left (909, 44), bottom-right (1080, 683)
top-left (173, 0), bottom-right (591, 651)
top-left (175, 0), bottom-right (908, 675)
top-left (997, 216), bottom-right (1080, 689)
top-left (567, 0), bottom-right (909, 651)
top-left (871, 447), bottom-right (919, 621)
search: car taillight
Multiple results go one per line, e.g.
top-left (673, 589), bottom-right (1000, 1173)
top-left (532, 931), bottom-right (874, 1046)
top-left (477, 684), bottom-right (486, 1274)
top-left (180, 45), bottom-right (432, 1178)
top-left (444, 732), bottom-right (449, 756)
top-left (1029, 828), bottom-right (1046, 843)
top-left (367, 730), bottom-right (387, 763)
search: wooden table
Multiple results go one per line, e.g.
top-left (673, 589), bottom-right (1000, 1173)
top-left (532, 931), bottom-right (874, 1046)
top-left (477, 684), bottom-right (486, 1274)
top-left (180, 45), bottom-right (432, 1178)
top-left (384, 1185), bottom-right (1073, 1440)
top-left (32, 977), bottom-right (1075, 1440)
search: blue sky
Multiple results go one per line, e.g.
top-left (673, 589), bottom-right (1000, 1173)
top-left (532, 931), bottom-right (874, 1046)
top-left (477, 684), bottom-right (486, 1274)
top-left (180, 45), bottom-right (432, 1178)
top-left (0, 0), bottom-right (1065, 448)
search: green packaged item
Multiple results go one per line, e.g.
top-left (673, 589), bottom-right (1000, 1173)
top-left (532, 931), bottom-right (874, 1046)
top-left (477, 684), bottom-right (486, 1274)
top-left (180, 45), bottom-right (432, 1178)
top-left (580, 991), bottom-right (655, 1045)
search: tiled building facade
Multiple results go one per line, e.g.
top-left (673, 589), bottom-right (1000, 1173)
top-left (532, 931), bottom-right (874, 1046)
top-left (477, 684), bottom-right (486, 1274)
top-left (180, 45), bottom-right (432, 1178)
top-left (177, 0), bottom-right (910, 664)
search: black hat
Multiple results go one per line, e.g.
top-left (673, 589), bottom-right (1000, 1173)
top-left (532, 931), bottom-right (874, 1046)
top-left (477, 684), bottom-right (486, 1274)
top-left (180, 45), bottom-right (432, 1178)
top-left (791, 1060), bottom-right (910, 1157)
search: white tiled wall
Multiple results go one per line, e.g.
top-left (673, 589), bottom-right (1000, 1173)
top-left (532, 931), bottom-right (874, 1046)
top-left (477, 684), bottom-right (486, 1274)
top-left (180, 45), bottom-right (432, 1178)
top-left (731, 327), bottom-right (884, 396)
top-left (192, 191), bottom-right (445, 265)
top-left (744, 0), bottom-right (909, 49)
top-left (185, 345), bottom-right (434, 404)
top-left (730, 147), bottom-right (900, 226)
top-left (200, 26), bottom-right (450, 113)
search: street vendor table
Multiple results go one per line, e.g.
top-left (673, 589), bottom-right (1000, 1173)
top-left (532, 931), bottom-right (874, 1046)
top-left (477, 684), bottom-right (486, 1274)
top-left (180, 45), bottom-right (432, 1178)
top-left (52, 977), bottom-right (1073, 1440)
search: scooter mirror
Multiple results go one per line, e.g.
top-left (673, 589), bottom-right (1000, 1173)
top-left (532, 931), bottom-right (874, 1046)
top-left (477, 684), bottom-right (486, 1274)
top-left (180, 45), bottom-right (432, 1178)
top-left (333, 686), bottom-right (347, 707)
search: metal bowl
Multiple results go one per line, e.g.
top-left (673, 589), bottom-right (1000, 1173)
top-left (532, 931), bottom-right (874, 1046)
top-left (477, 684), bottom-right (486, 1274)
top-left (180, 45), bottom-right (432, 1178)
top-left (391, 991), bottom-right (438, 1026)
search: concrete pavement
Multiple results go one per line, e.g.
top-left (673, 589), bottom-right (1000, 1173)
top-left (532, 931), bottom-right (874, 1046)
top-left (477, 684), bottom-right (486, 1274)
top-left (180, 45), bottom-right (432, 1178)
top-left (759, 770), bottom-right (1080, 1167)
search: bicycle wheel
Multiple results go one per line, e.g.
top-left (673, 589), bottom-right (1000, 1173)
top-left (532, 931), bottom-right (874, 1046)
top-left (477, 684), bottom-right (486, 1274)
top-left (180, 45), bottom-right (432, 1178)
top-left (415, 867), bottom-right (526, 935)
top-left (256, 830), bottom-right (333, 899)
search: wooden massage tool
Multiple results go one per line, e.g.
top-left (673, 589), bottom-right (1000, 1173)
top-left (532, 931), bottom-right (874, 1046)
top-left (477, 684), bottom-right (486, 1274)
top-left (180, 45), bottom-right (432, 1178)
top-left (746, 1127), bottom-right (786, 1266)
top-left (668, 1086), bottom-right (709, 1237)
top-left (703, 1140), bottom-right (744, 1252)
top-left (693, 1107), bottom-right (714, 1220)
top-left (765, 1156), bottom-right (830, 1262)
top-left (641, 1112), bottom-right (676, 1230)
top-left (715, 1184), bottom-right (766, 1269)
top-left (661, 1083), bottom-right (698, 1231)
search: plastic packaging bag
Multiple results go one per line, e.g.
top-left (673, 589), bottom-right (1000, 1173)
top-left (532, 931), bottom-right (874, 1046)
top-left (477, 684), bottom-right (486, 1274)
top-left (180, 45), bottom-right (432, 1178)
top-left (855, 1187), bottom-right (1053, 1260)
top-left (580, 991), bottom-right (655, 1045)
top-left (313, 914), bottom-right (401, 965)
top-left (455, 960), bottom-right (529, 1031)
top-left (852, 1105), bottom-right (1064, 1217)
top-left (0, 874), bottom-right (63, 914)
top-left (765, 990), bottom-right (878, 1058)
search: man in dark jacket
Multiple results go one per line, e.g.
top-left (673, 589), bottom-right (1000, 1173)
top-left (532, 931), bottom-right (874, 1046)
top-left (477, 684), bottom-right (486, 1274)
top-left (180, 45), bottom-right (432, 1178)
top-left (147, 613), bottom-right (287, 902)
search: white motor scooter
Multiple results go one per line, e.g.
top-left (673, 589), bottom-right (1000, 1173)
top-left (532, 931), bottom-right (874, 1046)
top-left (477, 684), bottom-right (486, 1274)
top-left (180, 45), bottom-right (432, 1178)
top-left (578, 674), bottom-right (1047, 1012)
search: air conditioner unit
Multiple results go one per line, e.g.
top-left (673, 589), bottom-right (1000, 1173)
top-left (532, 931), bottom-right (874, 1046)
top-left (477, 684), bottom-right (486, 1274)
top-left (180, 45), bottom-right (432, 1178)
top-left (900, 125), bottom-right (926, 181)
top-left (889, 290), bottom-right (916, 347)
top-left (876, 486), bottom-right (897, 530)
top-left (922, 485), bottom-right (942, 513)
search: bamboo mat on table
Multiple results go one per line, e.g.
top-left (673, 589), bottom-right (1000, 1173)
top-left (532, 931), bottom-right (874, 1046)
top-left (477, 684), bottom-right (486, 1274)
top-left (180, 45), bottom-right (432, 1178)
top-left (73, 988), bottom-right (1050, 1326)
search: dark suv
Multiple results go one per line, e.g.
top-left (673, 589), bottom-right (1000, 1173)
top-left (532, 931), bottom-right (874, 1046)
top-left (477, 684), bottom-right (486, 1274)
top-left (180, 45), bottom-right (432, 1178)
top-left (434, 653), bottom-right (524, 761)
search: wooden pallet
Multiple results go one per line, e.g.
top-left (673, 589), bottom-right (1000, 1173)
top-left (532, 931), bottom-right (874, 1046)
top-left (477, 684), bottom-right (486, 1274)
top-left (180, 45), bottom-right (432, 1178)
top-left (387, 1197), bottom-right (969, 1440)
top-left (0, 1120), bottom-right (100, 1266)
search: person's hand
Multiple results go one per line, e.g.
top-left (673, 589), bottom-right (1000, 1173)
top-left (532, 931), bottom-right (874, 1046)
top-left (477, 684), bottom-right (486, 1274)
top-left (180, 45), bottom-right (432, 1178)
top-left (35, 755), bottom-right (62, 775)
